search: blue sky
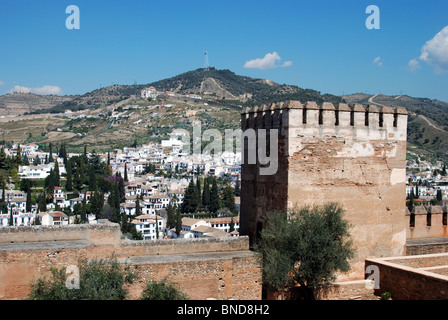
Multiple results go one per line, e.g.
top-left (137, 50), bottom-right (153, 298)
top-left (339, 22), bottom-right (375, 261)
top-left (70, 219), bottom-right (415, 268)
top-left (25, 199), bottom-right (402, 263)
top-left (1, 0), bottom-right (448, 102)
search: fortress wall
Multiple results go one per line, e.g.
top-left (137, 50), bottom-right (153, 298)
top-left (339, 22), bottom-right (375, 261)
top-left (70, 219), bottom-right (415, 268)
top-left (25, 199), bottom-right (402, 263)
top-left (0, 223), bottom-right (122, 247)
top-left (407, 205), bottom-right (448, 239)
top-left (0, 224), bottom-right (260, 300)
top-left (240, 100), bottom-right (408, 279)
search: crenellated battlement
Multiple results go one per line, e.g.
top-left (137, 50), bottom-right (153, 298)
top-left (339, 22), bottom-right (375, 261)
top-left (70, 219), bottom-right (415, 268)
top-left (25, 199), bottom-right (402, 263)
top-left (241, 100), bottom-right (408, 141)
top-left (240, 100), bottom-right (409, 279)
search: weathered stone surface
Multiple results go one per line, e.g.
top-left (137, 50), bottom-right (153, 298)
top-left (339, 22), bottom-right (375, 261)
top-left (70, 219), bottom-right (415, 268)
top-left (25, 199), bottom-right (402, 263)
top-left (240, 100), bottom-right (408, 280)
top-left (0, 226), bottom-right (261, 300)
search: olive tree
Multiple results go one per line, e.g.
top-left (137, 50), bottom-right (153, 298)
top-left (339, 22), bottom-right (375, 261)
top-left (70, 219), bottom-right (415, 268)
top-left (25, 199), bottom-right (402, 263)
top-left (255, 203), bottom-right (355, 300)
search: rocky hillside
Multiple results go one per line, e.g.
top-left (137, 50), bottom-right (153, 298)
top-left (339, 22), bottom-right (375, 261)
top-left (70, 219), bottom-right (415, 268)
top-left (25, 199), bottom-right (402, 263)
top-left (0, 93), bottom-right (74, 117)
top-left (149, 68), bottom-right (344, 106)
top-left (1, 69), bottom-right (448, 162)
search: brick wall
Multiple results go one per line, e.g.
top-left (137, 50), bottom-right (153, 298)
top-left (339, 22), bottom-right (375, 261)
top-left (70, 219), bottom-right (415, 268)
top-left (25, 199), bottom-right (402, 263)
top-left (365, 254), bottom-right (448, 300)
top-left (0, 224), bottom-right (261, 300)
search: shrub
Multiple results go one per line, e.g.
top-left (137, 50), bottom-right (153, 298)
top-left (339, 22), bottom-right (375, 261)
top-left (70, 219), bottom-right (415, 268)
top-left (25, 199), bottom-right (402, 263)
top-left (140, 279), bottom-right (189, 300)
top-left (27, 256), bottom-right (136, 300)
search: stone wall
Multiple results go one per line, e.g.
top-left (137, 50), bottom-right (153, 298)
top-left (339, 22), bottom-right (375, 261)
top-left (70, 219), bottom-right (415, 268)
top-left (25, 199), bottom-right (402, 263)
top-left (406, 205), bottom-right (447, 239)
top-left (365, 253), bottom-right (448, 300)
top-left (0, 224), bottom-right (261, 300)
top-left (241, 100), bottom-right (408, 279)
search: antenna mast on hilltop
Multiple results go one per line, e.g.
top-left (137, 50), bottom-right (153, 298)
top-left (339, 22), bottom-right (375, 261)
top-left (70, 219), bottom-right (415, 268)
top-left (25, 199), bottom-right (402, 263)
top-left (204, 51), bottom-right (210, 71)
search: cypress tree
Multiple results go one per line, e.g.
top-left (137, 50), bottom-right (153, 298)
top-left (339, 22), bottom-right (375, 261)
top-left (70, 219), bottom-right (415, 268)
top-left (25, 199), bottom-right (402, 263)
top-left (1, 181), bottom-right (5, 203)
top-left (66, 160), bottom-right (73, 191)
top-left (196, 176), bottom-right (201, 206)
top-left (135, 197), bottom-right (141, 216)
top-left (181, 178), bottom-right (198, 214)
top-left (0, 147), bottom-right (7, 170)
top-left (155, 214), bottom-right (159, 239)
top-left (223, 185), bottom-right (237, 214)
top-left (209, 177), bottom-right (220, 213)
top-left (15, 144), bottom-right (22, 168)
top-left (26, 191), bottom-right (32, 213)
top-left (48, 143), bottom-right (53, 163)
top-left (88, 165), bottom-right (97, 191)
top-left (166, 202), bottom-right (176, 229)
top-left (202, 178), bottom-right (210, 208)
top-left (234, 180), bottom-right (241, 197)
top-left (38, 191), bottom-right (47, 212)
top-left (91, 191), bottom-right (104, 220)
top-left (9, 206), bottom-right (13, 226)
top-left (124, 163), bottom-right (128, 182)
top-left (175, 206), bottom-right (182, 237)
top-left (54, 161), bottom-right (60, 187)
top-left (81, 193), bottom-right (87, 223)
top-left (437, 189), bottom-right (443, 202)
top-left (117, 174), bottom-right (125, 203)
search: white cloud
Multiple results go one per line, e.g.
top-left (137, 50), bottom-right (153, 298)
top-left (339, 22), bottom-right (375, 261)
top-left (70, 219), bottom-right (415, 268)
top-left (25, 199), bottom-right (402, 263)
top-left (409, 25), bottom-right (448, 73)
top-left (419, 26), bottom-right (448, 73)
top-left (0, 80), bottom-right (4, 86)
top-left (373, 56), bottom-right (383, 67)
top-left (244, 52), bottom-right (292, 70)
top-left (9, 85), bottom-right (63, 95)
top-left (407, 58), bottom-right (421, 73)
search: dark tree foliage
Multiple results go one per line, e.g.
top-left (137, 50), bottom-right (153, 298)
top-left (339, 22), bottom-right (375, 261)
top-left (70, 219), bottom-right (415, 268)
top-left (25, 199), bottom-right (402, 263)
top-left (27, 257), bottom-right (136, 300)
top-left (209, 177), bottom-right (220, 213)
top-left (255, 203), bottom-right (355, 300)
top-left (140, 279), bottom-right (188, 300)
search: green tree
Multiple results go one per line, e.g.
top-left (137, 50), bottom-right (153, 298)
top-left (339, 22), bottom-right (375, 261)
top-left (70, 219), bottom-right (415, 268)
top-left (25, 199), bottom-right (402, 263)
top-left (27, 257), bottom-right (136, 300)
top-left (48, 142), bottom-right (54, 163)
top-left (90, 191), bottom-right (104, 220)
top-left (26, 191), bottom-right (32, 213)
top-left (140, 279), bottom-right (188, 300)
top-left (9, 205), bottom-right (13, 226)
top-left (202, 177), bottom-right (210, 208)
top-left (255, 203), bottom-right (354, 300)
top-left (195, 176), bottom-right (201, 206)
top-left (175, 206), bottom-right (182, 237)
top-left (66, 160), bottom-right (73, 191)
top-left (166, 202), bottom-right (176, 229)
top-left (0, 147), bottom-right (7, 170)
top-left (135, 197), bottom-right (141, 216)
top-left (209, 177), bottom-right (220, 213)
top-left (437, 189), bottom-right (443, 203)
top-left (81, 193), bottom-right (87, 223)
top-left (38, 191), bottom-right (47, 212)
top-left (14, 144), bottom-right (22, 168)
top-left (54, 161), bottom-right (60, 187)
top-left (234, 180), bottom-right (241, 197)
top-left (181, 178), bottom-right (198, 214)
top-left (222, 185), bottom-right (237, 214)
top-left (88, 165), bottom-right (97, 191)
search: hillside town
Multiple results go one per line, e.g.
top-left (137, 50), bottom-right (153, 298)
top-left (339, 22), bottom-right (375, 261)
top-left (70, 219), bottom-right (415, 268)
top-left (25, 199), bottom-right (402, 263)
top-left (406, 151), bottom-right (448, 202)
top-left (0, 139), bottom-right (241, 241)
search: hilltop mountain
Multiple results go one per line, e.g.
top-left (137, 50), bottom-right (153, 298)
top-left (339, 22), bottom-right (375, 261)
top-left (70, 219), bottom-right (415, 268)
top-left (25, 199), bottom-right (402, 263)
top-left (26, 68), bottom-right (343, 115)
top-left (0, 93), bottom-right (74, 117)
top-left (1, 69), bottom-right (448, 162)
top-left (148, 68), bottom-right (343, 106)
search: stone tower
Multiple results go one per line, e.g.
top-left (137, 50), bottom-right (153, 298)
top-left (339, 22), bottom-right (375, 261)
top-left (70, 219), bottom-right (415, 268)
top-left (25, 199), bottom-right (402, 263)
top-left (240, 100), bottom-right (408, 278)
